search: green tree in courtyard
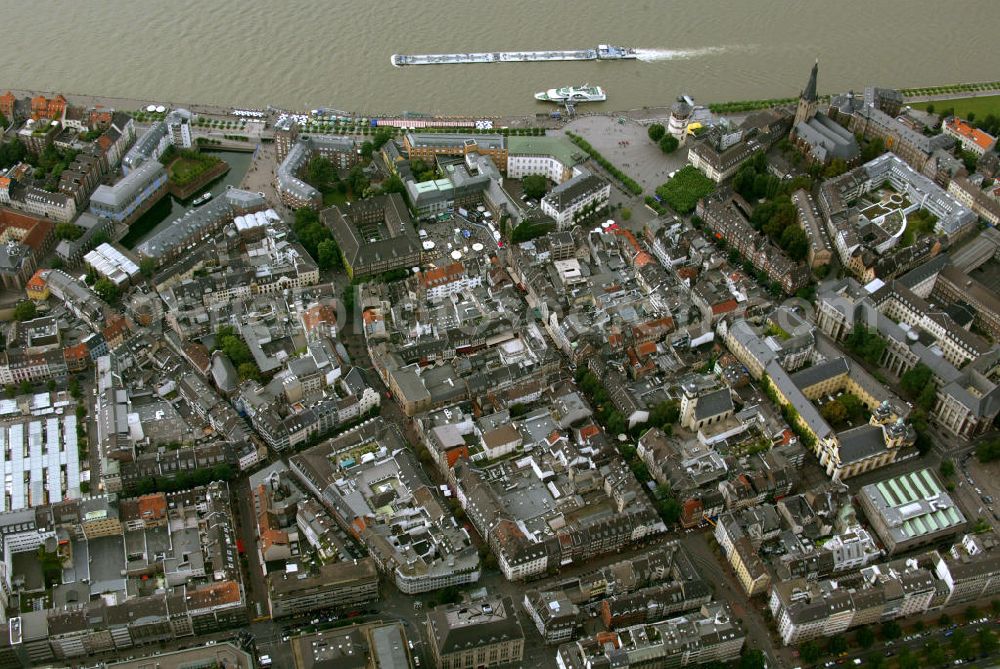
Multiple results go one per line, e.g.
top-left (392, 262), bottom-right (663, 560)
top-left (304, 155), bottom-right (337, 191)
top-left (380, 173), bottom-right (406, 196)
top-left (237, 362), bottom-right (261, 382)
top-left (316, 239), bottom-right (342, 270)
top-left (13, 301), bottom-right (36, 321)
top-left (140, 257), bottom-right (157, 279)
top-left (54, 222), bottom-right (83, 241)
top-left (93, 278), bottom-right (119, 304)
top-left (522, 174), bottom-right (548, 200)
top-left (900, 363), bottom-right (932, 396)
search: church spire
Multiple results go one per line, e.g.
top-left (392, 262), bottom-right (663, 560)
top-left (802, 59), bottom-right (819, 103)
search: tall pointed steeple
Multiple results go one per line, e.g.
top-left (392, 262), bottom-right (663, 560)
top-left (794, 59), bottom-right (820, 127)
top-left (802, 59), bottom-right (819, 103)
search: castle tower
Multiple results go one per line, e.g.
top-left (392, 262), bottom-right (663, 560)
top-left (793, 60), bottom-right (819, 127)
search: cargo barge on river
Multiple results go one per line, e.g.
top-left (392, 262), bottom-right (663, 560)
top-left (391, 44), bottom-right (636, 67)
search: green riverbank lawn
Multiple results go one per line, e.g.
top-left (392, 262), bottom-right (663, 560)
top-left (911, 94), bottom-right (1000, 120)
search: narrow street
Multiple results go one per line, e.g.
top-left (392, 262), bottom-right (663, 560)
top-left (233, 475), bottom-right (270, 621)
top-left (681, 531), bottom-right (790, 669)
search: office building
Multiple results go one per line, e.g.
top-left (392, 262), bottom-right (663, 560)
top-left (267, 559), bottom-right (379, 619)
top-left (858, 468), bottom-right (966, 555)
top-left (540, 169), bottom-right (610, 230)
top-left (556, 603), bottom-right (744, 669)
top-left (89, 160), bottom-right (169, 228)
top-left (426, 597), bottom-right (524, 669)
top-left (324, 193), bottom-right (421, 279)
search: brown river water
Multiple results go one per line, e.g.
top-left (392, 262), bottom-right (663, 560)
top-left (2, 0), bottom-right (998, 115)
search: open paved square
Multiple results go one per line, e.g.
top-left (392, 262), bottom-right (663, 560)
top-left (556, 115), bottom-right (691, 193)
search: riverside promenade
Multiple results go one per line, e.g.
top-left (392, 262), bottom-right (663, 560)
top-left (0, 85), bottom-right (731, 129)
top-left (5, 80), bottom-right (1000, 134)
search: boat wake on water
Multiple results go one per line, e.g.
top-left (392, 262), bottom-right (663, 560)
top-left (634, 46), bottom-right (736, 62)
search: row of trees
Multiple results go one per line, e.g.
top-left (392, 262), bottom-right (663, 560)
top-left (130, 464), bottom-right (236, 496)
top-left (5, 379), bottom-right (50, 398)
top-left (708, 96), bottom-right (804, 114)
top-left (901, 81), bottom-right (1000, 96)
top-left (575, 368), bottom-right (628, 437)
top-left (565, 131), bottom-right (644, 195)
top-left (762, 373), bottom-right (817, 449)
top-left (897, 363), bottom-right (936, 457)
top-left (130, 110), bottom-right (167, 122)
top-left (194, 117), bottom-right (245, 129)
top-left (800, 615), bottom-right (999, 667)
